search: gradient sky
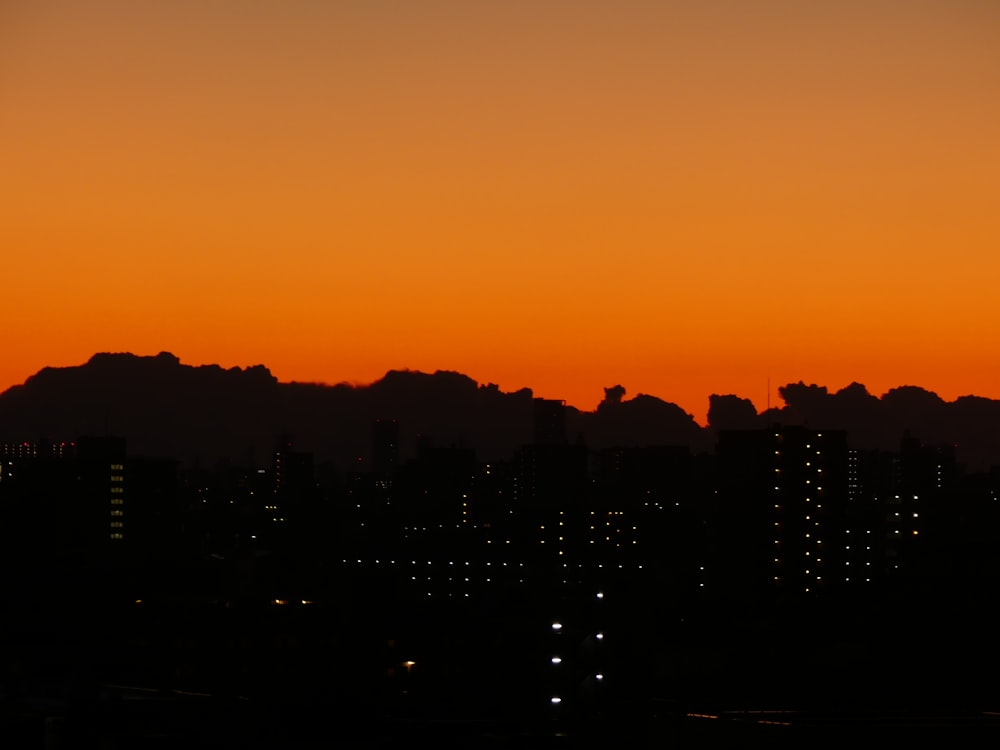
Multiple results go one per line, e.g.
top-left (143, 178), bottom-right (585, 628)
top-left (3, 0), bottom-right (998, 421)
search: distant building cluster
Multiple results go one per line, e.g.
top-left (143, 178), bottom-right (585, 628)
top-left (3, 397), bottom-right (1000, 724)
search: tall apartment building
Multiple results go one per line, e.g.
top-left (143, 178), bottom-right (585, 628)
top-left (715, 427), bottom-right (849, 597)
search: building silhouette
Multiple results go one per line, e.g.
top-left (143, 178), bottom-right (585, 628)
top-left (715, 427), bottom-right (849, 597)
top-left (533, 398), bottom-right (568, 446)
top-left (373, 418), bottom-right (399, 479)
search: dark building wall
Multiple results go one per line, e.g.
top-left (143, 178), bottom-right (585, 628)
top-left (372, 419), bottom-right (399, 478)
top-left (534, 398), bottom-right (568, 446)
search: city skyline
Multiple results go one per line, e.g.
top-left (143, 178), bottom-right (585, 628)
top-left (3, 1), bottom-right (999, 419)
top-left (3, 391), bottom-right (999, 741)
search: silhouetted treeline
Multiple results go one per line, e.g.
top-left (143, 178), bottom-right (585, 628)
top-left (4, 352), bottom-right (1000, 469)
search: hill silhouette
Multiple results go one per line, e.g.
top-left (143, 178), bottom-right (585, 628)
top-left (1, 353), bottom-right (998, 469)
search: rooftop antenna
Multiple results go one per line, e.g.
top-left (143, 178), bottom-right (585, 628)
top-left (766, 376), bottom-right (770, 412)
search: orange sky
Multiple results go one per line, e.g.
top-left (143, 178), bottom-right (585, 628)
top-left (2, 0), bottom-right (998, 422)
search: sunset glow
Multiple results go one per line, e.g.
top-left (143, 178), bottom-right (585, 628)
top-left (3, 1), bottom-right (998, 420)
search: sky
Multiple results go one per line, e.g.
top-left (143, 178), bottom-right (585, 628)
top-left (2, 0), bottom-right (998, 421)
